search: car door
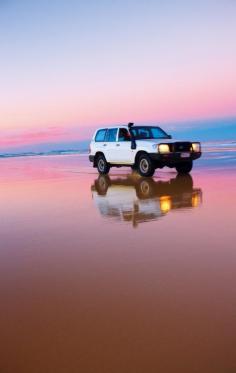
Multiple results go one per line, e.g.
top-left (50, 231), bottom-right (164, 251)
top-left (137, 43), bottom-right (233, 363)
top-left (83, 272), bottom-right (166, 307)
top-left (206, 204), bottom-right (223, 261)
top-left (116, 128), bottom-right (135, 164)
top-left (103, 128), bottom-right (118, 163)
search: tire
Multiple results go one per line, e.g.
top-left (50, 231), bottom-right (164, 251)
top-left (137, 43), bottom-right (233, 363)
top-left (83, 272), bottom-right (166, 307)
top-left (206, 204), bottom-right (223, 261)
top-left (97, 154), bottom-right (110, 175)
top-left (175, 161), bottom-right (193, 174)
top-left (137, 154), bottom-right (155, 177)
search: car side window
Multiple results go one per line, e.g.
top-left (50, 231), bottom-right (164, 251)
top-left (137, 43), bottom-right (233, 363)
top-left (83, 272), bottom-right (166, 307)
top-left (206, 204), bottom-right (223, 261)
top-left (105, 128), bottom-right (118, 142)
top-left (95, 129), bottom-right (107, 142)
top-left (118, 128), bottom-right (131, 142)
top-left (131, 128), bottom-right (149, 139)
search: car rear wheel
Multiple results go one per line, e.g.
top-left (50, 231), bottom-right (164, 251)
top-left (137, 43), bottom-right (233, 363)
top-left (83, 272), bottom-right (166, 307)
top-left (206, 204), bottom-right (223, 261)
top-left (97, 154), bottom-right (110, 175)
top-left (137, 154), bottom-right (155, 177)
top-left (175, 161), bottom-right (193, 174)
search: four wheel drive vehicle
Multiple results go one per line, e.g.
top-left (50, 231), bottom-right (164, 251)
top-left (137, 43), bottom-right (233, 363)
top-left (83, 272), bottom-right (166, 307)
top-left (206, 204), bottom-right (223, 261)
top-left (91, 174), bottom-right (202, 227)
top-left (89, 123), bottom-right (201, 177)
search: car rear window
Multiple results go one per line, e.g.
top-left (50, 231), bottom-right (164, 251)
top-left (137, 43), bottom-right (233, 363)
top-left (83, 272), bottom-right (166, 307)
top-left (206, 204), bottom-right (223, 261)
top-left (95, 129), bottom-right (107, 142)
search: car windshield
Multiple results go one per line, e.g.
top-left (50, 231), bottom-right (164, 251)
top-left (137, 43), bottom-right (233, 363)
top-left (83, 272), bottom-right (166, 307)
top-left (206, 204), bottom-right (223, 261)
top-left (130, 126), bottom-right (169, 140)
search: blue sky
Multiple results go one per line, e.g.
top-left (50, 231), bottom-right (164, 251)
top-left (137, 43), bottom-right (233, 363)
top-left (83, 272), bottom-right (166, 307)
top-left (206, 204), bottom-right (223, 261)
top-left (0, 0), bottom-right (235, 151)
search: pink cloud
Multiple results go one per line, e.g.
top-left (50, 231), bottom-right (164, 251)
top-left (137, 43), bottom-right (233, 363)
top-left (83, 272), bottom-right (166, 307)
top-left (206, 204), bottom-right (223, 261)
top-left (0, 127), bottom-right (71, 148)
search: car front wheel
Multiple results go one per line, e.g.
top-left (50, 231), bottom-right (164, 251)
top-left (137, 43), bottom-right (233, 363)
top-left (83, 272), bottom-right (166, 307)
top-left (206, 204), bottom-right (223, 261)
top-left (175, 161), bottom-right (193, 174)
top-left (97, 154), bottom-right (110, 175)
top-left (137, 154), bottom-right (155, 177)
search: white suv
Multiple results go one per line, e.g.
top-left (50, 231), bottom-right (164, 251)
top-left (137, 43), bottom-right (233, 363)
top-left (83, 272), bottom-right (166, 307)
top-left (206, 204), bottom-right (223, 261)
top-left (89, 123), bottom-right (201, 177)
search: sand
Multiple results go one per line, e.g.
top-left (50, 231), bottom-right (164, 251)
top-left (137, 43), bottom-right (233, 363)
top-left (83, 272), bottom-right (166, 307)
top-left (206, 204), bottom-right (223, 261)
top-left (0, 150), bottom-right (236, 372)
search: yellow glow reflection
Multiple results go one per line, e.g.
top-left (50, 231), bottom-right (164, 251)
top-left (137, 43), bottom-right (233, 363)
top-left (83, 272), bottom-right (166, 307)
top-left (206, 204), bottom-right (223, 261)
top-left (191, 193), bottom-right (200, 207)
top-left (160, 195), bottom-right (172, 213)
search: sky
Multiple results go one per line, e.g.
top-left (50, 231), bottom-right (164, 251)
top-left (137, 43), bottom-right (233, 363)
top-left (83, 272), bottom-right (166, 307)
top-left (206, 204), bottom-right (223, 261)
top-left (0, 0), bottom-right (236, 150)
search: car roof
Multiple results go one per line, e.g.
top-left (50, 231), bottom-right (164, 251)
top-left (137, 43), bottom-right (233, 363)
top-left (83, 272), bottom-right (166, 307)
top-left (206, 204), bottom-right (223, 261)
top-left (95, 125), bottom-right (128, 133)
top-left (95, 126), bottom-right (128, 132)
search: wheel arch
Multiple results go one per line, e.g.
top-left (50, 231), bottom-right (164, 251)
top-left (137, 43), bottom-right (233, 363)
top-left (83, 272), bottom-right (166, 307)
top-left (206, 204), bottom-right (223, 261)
top-left (134, 150), bottom-right (150, 165)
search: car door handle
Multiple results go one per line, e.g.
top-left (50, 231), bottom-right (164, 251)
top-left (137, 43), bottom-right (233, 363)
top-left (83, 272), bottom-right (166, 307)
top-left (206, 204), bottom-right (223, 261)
top-left (103, 144), bottom-right (107, 146)
top-left (116, 144), bottom-right (120, 146)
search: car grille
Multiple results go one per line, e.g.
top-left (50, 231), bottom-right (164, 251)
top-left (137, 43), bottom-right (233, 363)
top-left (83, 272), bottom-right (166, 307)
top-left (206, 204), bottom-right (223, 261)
top-left (172, 142), bottom-right (192, 152)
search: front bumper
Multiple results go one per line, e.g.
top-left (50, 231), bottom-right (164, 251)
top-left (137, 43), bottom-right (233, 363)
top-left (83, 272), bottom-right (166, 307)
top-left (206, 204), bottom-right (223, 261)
top-left (149, 152), bottom-right (201, 165)
top-left (89, 155), bottom-right (95, 163)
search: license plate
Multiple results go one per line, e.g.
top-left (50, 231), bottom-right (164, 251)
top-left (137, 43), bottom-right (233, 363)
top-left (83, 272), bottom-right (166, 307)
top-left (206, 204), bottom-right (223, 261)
top-left (181, 152), bottom-right (190, 158)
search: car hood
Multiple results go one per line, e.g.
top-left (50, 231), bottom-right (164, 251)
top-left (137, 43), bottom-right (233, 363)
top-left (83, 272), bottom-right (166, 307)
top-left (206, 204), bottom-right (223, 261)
top-left (135, 138), bottom-right (193, 146)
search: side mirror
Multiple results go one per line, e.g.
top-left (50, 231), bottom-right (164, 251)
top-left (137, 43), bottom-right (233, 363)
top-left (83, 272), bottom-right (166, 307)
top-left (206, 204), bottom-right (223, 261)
top-left (167, 134), bottom-right (172, 139)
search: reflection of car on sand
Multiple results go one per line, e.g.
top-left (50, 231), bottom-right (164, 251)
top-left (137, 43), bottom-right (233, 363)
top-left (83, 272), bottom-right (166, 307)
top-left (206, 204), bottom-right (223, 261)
top-left (91, 174), bottom-right (202, 227)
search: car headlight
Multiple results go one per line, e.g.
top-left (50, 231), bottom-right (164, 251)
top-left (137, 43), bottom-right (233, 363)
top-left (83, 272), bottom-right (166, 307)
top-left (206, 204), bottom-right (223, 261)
top-left (192, 142), bottom-right (201, 152)
top-left (158, 144), bottom-right (170, 154)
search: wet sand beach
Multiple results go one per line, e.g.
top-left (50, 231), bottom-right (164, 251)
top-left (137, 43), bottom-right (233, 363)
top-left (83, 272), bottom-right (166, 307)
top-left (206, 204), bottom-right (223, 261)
top-left (0, 148), bottom-right (236, 372)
